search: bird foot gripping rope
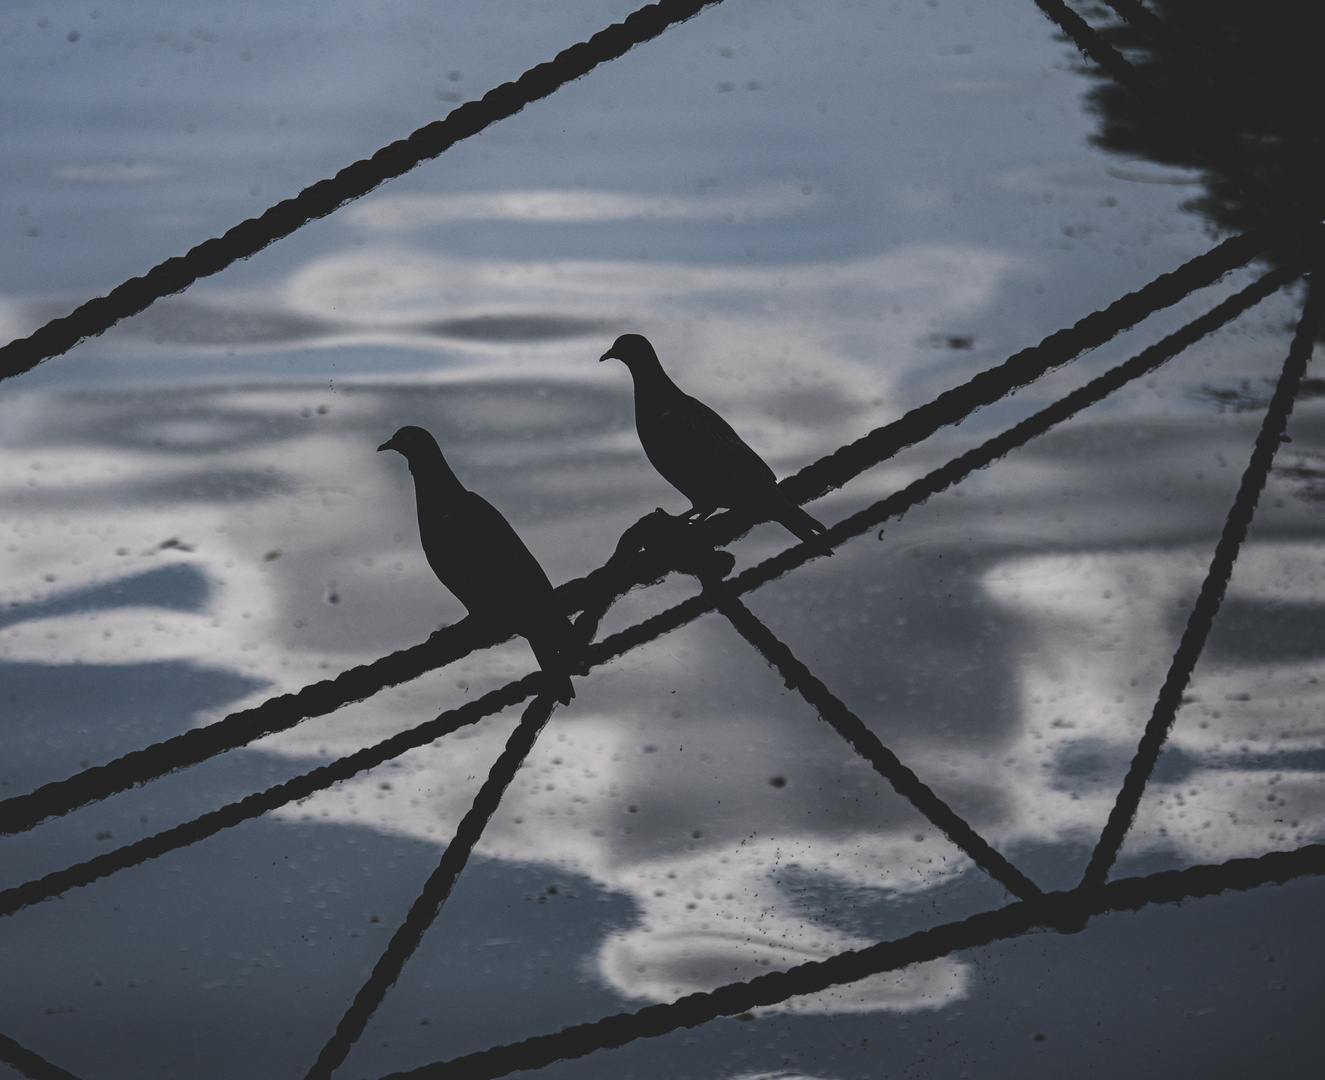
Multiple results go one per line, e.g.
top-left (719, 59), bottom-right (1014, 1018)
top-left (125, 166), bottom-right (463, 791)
top-left (612, 508), bottom-right (737, 582)
top-left (569, 508), bottom-right (737, 649)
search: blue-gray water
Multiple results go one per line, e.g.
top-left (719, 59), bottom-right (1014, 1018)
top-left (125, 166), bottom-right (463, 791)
top-left (2, 2), bottom-right (1322, 1078)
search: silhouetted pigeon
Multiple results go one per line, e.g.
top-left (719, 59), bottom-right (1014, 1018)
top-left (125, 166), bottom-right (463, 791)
top-left (601, 334), bottom-right (830, 549)
top-left (377, 425), bottom-right (578, 704)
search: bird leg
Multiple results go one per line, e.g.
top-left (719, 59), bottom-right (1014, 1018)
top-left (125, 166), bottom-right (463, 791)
top-left (609, 507), bottom-right (735, 585)
top-left (640, 508), bottom-right (733, 581)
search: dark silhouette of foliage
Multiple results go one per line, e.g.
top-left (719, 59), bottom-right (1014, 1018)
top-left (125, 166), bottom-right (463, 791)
top-left (1080, 1), bottom-right (1325, 241)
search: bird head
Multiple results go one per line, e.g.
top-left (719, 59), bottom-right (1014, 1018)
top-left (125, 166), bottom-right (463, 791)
top-left (599, 333), bottom-right (660, 373)
top-left (376, 425), bottom-right (440, 460)
top-left (378, 426), bottom-right (467, 494)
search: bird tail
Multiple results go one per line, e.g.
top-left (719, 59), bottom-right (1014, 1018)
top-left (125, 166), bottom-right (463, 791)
top-left (528, 617), bottom-right (583, 705)
top-left (774, 497), bottom-right (834, 555)
top-left (542, 669), bottom-right (576, 706)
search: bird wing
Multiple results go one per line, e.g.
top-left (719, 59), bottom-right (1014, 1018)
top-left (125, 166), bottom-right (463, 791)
top-left (460, 494), bottom-right (581, 698)
top-left (639, 393), bottom-right (779, 511)
top-left (407, 465), bottom-right (577, 701)
top-left (439, 492), bottom-right (557, 616)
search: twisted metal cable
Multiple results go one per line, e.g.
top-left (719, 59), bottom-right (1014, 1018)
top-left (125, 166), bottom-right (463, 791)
top-left (722, 191), bottom-right (1323, 523)
top-left (0, 1034), bottom-right (85, 1080)
top-left (0, 617), bottom-right (504, 837)
top-left (1081, 263), bottom-right (1325, 889)
top-left (700, 578), bottom-right (1044, 900)
top-left (3, 6), bottom-right (1321, 1077)
top-left (303, 692), bottom-right (560, 1080)
top-left (375, 845), bottom-right (1325, 1080)
top-left (0, 259), bottom-right (1299, 920)
top-left (0, 676), bottom-right (542, 919)
top-left (0, 0), bottom-right (722, 383)
top-left (1, 226), bottom-right (1311, 839)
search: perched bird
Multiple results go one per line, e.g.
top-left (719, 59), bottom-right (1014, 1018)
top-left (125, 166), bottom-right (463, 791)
top-left (600, 333), bottom-right (830, 548)
top-left (377, 425), bottom-right (578, 704)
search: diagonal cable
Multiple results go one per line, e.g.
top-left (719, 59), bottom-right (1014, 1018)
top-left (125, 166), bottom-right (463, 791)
top-left (0, 256), bottom-right (1301, 854)
top-left (700, 577), bottom-right (1043, 900)
top-left (1099, 0), bottom-right (1246, 84)
top-left (302, 692), bottom-right (559, 1080)
top-left (0, 234), bottom-right (1308, 840)
top-left (0, 0), bottom-right (722, 383)
top-left (3, 11), bottom-right (1319, 1075)
top-left (8, 0), bottom-right (1307, 388)
top-left (0, 676), bottom-right (541, 919)
top-left (0, 259), bottom-right (1299, 918)
top-left (0, 617), bottom-right (506, 837)
top-left (375, 845), bottom-right (1325, 1080)
top-left (0, 1035), bottom-right (86, 1080)
top-left (1081, 265), bottom-right (1325, 890)
top-left (736, 193), bottom-right (1322, 522)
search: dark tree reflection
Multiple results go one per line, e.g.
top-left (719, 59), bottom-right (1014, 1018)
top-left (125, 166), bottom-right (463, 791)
top-left (1080, 1), bottom-right (1324, 243)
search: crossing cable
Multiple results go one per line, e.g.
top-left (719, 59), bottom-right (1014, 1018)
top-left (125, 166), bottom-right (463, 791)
top-left (0, 258), bottom-right (1300, 920)
top-left (374, 845), bottom-right (1325, 1080)
top-left (0, 0), bottom-right (722, 383)
top-left (1028, 0), bottom-right (1285, 216)
top-left (698, 577), bottom-right (1044, 900)
top-left (1081, 263), bottom-right (1325, 890)
top-left (1, 211), bottom-right (1315, 840)
top-left (773, 189), bottom-right (1322, 518)
top-left (0, 675), bottom-right (543, 919)
top-left (2, 11), bottom-right (1317, 1076)
top-left (302, 692), bottom-right (560, 1080)
top-left (0, 1034), bottom-right (85, 1080)
top-left (0, 617), bottom-right (508, 837)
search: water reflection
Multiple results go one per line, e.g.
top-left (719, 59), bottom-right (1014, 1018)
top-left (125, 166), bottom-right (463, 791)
top-left (3, 354), bottom-right (1322, 1028)
top-left (4, 293), bottom-right (1323, 1067)
top-left (343, 185), bottom-right (820, 228)
top-left (1083, 0), bottom-right (1325, 256)
top-left (4, 1), bottom-right (1325, 1076)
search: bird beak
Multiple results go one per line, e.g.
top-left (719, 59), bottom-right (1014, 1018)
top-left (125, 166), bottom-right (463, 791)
top-left (599, 349), bottom-right (614, 363)
top-left (377, 439), bottom-right (394, 453)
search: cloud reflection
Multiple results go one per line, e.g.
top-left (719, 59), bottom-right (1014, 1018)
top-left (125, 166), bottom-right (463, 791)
top-left (344, 185), bottom-right (820, 229)
top-left (83, 242), bottom-right (1015, 408)
top-left (984, 544), bottom-right (1325, 865)
top-left (6, 251), bottom-right (1324, 1022)
top-left (5, 362), bottom-right (1325, 1016)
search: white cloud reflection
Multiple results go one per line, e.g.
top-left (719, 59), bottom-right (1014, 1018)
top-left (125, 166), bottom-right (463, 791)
top-left (69, 239), bottom-right (1019, 472)
top-left (983, 544), bottom-right (1325, 863)
top-left (344, 185), bottom-right (820, 228)
top-left (71, 240), bottom-right (1015, 368)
